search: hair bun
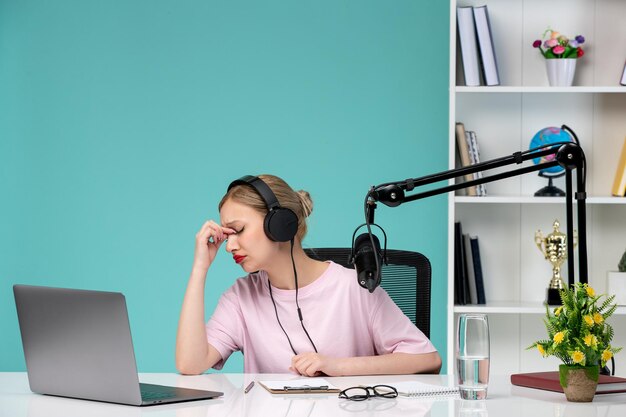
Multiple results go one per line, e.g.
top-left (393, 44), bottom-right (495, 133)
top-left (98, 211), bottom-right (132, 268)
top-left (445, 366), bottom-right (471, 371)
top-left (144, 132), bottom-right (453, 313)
top-left (297, 190), bottom-right (313, 218)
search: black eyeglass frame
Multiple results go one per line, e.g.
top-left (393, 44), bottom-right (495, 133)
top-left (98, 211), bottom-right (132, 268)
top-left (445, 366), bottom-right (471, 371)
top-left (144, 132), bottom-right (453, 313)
top-left (338, 385), bottom-right (398, 401)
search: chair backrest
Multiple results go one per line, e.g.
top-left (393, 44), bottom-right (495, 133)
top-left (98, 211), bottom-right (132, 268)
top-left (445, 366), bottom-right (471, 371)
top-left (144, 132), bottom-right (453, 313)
top-left (304, 248), bottom-right (431, 338)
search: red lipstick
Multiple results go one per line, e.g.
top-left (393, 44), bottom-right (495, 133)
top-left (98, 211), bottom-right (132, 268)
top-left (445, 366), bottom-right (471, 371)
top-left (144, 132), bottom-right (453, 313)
top-left (233, 255), bottom-right (246, 264)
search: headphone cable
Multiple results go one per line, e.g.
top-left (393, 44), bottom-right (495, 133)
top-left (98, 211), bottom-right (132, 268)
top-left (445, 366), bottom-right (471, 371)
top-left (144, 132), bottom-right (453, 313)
top-left (267, 239), bottom-right (319, 355)
top-left (291, 239), bottom-right (319, 353)
top-left (268, 279), bottom-right (298, 356)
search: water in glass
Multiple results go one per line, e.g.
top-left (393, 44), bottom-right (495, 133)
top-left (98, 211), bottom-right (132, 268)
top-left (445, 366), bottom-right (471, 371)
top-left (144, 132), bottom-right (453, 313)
top-left (456, 314), bottom-right (490, 400)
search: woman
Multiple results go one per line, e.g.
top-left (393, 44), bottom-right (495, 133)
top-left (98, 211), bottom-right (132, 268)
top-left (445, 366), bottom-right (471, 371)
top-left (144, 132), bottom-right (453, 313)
top-left (176, 174), bottom-right (441, 376)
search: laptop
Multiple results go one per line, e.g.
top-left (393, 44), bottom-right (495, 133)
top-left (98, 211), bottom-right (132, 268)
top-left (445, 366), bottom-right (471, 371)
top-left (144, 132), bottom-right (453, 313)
top-left (13, 284), bottom-right (223, 406)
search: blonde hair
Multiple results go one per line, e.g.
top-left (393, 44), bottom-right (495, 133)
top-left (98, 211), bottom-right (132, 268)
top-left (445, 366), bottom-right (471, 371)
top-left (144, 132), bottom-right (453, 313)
top-left (219, 175), bottom-right (313, 242)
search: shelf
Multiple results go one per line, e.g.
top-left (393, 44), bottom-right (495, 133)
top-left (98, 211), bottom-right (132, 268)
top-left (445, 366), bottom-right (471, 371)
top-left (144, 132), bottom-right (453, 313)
top-left (454, 302), bottom-right (547, 314)
top-left (456, 86), bottom-right (626, 94)
top-left (454, 302), bottom-right (626, 315)
top-left (454, 196), bottom-right (626, 204)
top-left (448, 0), bottom-right (626, 375)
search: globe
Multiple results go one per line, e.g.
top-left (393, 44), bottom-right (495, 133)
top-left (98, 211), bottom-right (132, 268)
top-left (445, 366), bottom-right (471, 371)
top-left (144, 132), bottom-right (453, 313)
top-left (529, 125), bottom-right (578, 196)
top-left (530, 126), bottom-right (574, 175)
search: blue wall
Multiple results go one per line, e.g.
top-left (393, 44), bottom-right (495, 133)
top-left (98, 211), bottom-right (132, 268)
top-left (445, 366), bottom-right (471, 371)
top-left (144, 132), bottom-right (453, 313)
top-left (0, 1), bottom-right (449, 373)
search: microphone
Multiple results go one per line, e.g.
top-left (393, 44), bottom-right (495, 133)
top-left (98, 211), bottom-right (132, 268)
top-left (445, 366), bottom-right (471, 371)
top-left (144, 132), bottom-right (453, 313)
top-left (352, 233), bottom-right (383, 293)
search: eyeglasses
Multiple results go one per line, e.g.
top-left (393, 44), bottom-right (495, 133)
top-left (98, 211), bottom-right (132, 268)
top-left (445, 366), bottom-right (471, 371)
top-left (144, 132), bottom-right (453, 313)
top-left (338, 385), bottom-right (398, 401)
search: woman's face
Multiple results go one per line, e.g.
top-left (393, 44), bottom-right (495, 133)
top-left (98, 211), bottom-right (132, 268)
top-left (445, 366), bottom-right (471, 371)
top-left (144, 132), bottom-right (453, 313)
top-left (220, 198), bottom-right (279, 273)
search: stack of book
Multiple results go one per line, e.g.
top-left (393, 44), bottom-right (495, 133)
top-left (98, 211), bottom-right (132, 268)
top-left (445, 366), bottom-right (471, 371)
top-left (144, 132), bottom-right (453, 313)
top-left (455, 122), bottom-right (487, 196)
top-left (457, 5), bottom-right (500, 87)
top-left (454, 222), bottom-right (486, 306)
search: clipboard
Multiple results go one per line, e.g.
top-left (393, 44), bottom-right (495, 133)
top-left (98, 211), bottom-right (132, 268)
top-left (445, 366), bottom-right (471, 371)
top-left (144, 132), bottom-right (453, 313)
top-left (258, 378), bottom-right (341, 394)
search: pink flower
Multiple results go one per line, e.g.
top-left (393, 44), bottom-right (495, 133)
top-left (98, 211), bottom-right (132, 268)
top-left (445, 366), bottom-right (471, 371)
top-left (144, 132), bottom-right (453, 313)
top-left (533, 40), bottom-right (542, 48)
top-left (553, 45), bottom-right (565, 55)
top-left (545, 39), bottom-right (558, 48)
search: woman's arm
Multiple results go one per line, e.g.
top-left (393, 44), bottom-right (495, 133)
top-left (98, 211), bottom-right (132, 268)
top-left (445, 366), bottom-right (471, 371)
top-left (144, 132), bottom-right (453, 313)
top-left (290, 351), bottom-right (442, 377)
top-left (175, 221), bottom-right (233, 375)
top-left (175, 266), bottom-right (222, 375)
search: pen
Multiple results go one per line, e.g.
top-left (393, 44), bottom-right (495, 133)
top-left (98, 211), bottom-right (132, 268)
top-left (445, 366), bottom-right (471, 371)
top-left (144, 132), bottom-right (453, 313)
top-left (244, 381), bottom-right (255, 394)
top-left (283, 385), bottom-right (328, 391)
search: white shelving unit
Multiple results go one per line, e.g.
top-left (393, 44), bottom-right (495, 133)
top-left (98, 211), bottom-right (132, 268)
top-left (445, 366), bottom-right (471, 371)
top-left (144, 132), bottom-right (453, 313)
top-left (448, 0), bottom-right (626, 375)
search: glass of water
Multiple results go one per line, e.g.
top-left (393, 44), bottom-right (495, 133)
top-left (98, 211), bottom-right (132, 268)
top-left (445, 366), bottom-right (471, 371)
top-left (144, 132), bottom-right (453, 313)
top-left (456, 314), bottom-right (490, 400)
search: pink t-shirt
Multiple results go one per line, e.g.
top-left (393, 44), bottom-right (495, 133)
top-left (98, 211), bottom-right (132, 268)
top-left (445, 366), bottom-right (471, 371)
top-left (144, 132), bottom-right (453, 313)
top-left (205, 261), bottom-right (436, 373)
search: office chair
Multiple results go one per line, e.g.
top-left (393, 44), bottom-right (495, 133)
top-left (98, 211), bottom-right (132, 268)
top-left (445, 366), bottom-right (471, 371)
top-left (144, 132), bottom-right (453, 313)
top-left (303, 248), bottom-right (431, 338)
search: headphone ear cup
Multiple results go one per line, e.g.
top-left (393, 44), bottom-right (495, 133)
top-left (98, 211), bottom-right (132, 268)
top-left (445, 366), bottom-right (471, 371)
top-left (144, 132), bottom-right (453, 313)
top-left (264, 208), bottom-right (298, 242)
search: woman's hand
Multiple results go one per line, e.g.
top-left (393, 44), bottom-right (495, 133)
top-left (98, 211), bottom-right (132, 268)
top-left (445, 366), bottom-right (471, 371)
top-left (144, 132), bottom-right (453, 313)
top-left (290, 353), bottom-right (342, 377)
top-left (193, 221), bottom-right (236, 271)
top-left (290, 352), bottom-right (442, 376)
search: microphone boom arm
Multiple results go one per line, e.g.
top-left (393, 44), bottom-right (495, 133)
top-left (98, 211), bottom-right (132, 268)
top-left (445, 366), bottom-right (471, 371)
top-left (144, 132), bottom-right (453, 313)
top-left (367, 142), bottom-right (588, 288)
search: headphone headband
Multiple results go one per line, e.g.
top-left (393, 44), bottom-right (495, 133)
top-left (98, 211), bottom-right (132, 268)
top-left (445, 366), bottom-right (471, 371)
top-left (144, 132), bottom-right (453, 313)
top-left (228, 175), bottom-right (281, 210)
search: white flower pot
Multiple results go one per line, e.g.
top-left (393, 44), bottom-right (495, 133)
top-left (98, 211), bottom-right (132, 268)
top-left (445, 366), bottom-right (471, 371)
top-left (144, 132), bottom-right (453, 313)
top-left (545, 59), bottom-right (577, 87)
top-left (607, 271), bottom-right (626, 305)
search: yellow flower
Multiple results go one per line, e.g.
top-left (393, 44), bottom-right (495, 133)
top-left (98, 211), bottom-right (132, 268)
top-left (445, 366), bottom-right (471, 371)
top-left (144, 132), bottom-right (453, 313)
top-left (583, 334), bottom-right (597, 347)
top-left (586, 285), bottom-right (595, 297)
top-left (584, 315), bottom-right (594, 326)
top-left (594, 312), bottom-right (604, 325)
top-left (602, 350), bottom-right (613, 362)
top-left (537, 344), bottom-right (546, 356)
top-left (571, 351), bottom-right (585, 364)
top-left (554, 306), bottom-right (563, 316)
top-left (553, 332), bottom-right (565, 344)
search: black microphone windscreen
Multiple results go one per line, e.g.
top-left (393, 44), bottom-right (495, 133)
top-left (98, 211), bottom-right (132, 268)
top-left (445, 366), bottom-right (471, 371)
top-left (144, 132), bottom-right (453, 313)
top-left (353, 233), bottom-right (382, 293)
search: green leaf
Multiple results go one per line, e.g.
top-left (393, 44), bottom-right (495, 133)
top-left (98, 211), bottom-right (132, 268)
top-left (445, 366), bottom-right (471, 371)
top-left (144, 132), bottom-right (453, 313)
top-left (599, 294), bottom-right (615, 313)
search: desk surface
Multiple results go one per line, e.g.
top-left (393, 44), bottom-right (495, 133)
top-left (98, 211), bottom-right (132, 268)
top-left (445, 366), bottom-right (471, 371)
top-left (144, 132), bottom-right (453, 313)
top-left (1, 372), bottom-right (625, 417)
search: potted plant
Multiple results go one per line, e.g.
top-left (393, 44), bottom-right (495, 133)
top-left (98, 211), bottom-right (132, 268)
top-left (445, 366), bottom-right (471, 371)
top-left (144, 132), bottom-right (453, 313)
top-left (532, 29), bottom-right (586, 86)
top-left (528, 282), bottom-right (622, 402)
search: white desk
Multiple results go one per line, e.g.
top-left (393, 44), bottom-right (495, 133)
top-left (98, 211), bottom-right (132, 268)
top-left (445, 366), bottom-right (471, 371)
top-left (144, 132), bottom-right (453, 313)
top-left (2, 372), bottom-right (626, 417)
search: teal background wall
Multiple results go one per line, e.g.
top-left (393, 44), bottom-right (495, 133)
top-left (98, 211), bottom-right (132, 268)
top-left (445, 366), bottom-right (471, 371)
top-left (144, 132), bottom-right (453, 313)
top-left (0, 1), bottom-right (449, 373)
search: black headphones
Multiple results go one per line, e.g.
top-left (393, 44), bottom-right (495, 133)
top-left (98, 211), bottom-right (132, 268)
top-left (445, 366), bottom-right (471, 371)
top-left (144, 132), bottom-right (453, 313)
top-left (228, 175), bottom-right (318, 354)
top-left (227, 175), bottom-right (299, 242)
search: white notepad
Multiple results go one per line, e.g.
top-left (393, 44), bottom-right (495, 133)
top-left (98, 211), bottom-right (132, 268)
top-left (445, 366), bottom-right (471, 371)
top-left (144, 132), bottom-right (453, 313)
top-left (381, 381), bottom-right (459, 398)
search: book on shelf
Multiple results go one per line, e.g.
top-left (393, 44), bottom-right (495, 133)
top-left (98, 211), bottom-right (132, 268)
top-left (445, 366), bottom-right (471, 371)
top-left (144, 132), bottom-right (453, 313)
top-left (470, 235), bottom-right (486, 305)
top-left (611, 136), bottom-right (626, 197)
top-left (511, 371), bottom-right (626, 394)
top-left (621, 60), bottom-right (626, 86)
top-left (455, 122), bottom-right (477, 196)
top-left (454, 222), bottom-right (468, 305)
top-left (463, 234), bottom-right (478, 304)
top-left (472, 5), bottom-right (500, 86)
top-left (456, 7), bottom-right (481, 86)
top-left (466, 130), bottom-right (487, 196)
top-left (463, 233), bottom-right (487, 305)
top-left (454, 223), bottom-right (487, 306)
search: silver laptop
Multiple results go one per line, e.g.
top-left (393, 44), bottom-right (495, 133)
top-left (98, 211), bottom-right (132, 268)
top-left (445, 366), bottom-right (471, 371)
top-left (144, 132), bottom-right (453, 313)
top-left (13, 284), bottom-right (223, 406)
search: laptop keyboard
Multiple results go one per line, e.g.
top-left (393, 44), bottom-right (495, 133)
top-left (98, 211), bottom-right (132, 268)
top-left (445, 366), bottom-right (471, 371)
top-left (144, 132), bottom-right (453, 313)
top-left (140, 386), bottom-right (178, 401)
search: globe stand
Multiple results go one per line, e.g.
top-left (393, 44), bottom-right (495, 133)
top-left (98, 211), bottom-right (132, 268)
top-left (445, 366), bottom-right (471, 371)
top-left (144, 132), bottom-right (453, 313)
top-left (535, 176), bottom-right (566, 197)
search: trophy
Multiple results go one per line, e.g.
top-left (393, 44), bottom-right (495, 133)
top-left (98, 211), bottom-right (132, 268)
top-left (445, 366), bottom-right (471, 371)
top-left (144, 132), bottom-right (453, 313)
top-left (535, 220), bottom-right (577, 305)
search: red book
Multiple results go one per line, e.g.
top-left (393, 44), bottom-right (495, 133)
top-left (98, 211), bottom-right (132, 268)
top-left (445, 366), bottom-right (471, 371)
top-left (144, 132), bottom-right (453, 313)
top-left (511, 371), bottom-right (626, 394)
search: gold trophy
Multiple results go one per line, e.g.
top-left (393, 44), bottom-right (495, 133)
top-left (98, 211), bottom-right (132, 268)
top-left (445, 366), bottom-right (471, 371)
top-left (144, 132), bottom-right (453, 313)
top-left (535, 220), bottom-right (577, 305)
